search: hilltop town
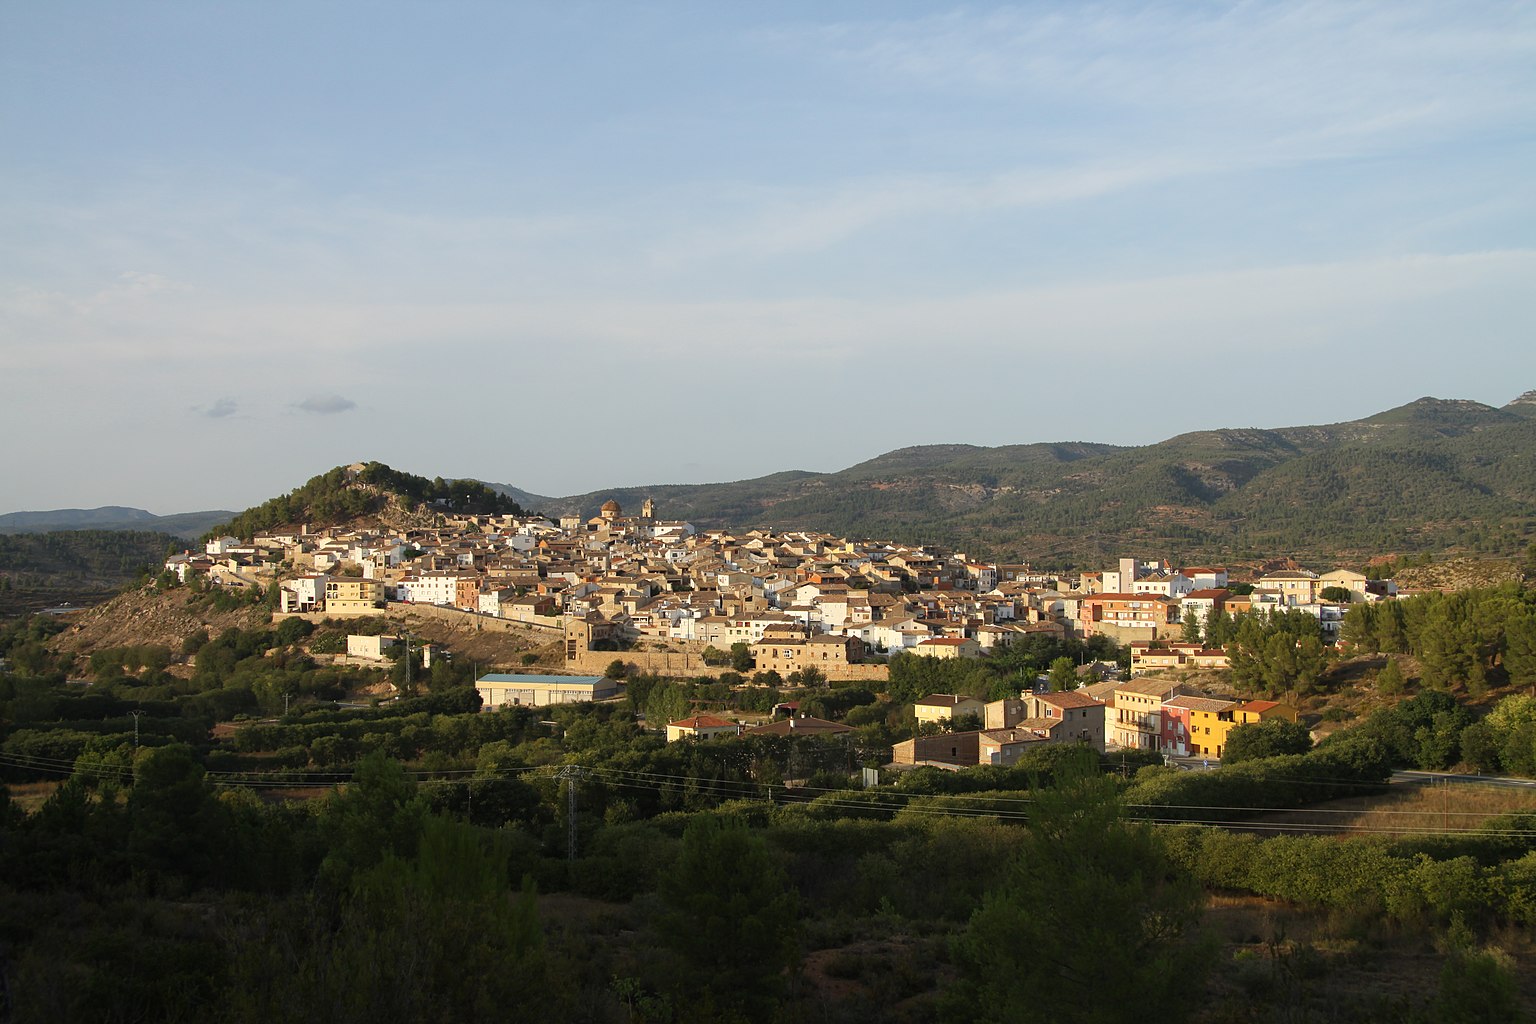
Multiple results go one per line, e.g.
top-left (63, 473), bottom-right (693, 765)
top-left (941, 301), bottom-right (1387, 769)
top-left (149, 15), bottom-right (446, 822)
top-left (155, 465), bottom-right (1438, 768)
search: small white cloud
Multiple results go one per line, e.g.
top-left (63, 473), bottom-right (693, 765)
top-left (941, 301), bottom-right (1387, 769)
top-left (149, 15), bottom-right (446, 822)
top-left (199, 398), bottom-right (238, 419)
top-left (77, 270), bottom-right (191, 313)
top-left (294, 394), bottom-right (357, 415)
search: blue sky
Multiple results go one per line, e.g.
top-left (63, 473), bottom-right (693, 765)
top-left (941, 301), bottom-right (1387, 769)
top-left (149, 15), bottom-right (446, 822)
top-left (2, 1), bottom-right (1533, 513)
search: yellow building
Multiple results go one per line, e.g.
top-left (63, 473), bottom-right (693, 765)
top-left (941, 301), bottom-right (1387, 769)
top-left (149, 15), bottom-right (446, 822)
top-left (913, 693), bottom-right (986, 728)
top-left (324, 578), bottom-right (385, 613)
top-left (750, 634), bottom-right (865, 675)
top-left (1129, 641), bottom-right (1231, 676)
top-left (911, 637), bottom-right (983, 659)
top-left (1234, 699), bottom-right (1299, 726)
top-left (1163, 696), bottom-right (1300, 758)
top-left (1111, 679), bottom-right (1185, 750)
top-left (1255, 570), bottom-right (1321, 606)
top-left (1164, 695), bottom-right (1238, 758)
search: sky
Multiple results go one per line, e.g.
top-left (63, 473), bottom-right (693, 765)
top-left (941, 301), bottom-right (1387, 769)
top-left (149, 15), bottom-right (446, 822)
top-left (2, 1), bottom-right (1534, 514)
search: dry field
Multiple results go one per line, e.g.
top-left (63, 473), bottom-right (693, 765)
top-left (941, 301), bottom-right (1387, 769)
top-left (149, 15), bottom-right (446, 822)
top-left (4, 779), bottom-right (63, 813)
top-left (1244, 778), bottom-right (1536, 837)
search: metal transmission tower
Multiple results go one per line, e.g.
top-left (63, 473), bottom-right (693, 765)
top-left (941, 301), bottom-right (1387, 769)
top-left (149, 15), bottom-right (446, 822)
top-left (555, 765), bottom-right (589, 861)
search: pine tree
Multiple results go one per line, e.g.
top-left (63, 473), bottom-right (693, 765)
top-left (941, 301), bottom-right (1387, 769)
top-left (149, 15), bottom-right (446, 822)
top-left (1377, 657), bottom-right (1407, 696)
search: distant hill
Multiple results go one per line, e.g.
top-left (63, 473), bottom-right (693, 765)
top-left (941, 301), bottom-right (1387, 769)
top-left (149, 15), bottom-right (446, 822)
top-left (0, 506), bottom-right (235, 540)
top-left (10, 392), bottom-right (1535, 579)
top-left (480, 484), bottom-right (557, 513)
top-left (487, 392), bottom-right (1536, 565)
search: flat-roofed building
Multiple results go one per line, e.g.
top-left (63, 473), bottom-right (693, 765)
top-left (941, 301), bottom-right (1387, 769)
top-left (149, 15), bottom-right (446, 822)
top-left (475, 673), bottom-right (620, 709)
top-left (346, 634), bottom-right (397, 660)
top-left (325, 577), bottom-right (385, 613)
top-left (1111, 678), bottom-right (1187, 750)
top-left (1078, 594), bottom-right (1178, 640)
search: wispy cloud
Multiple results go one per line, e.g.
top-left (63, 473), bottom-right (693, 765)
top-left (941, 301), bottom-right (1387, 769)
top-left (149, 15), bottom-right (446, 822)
top-left (650, 156), bottom-right (1200, 264)
top-left (11, 249), bottom-right (1533, 379)
top-left (782, 3), bottom-right (1535, 127)
top-left (77, 270), bottom-right (189, 310)
top-left (745, 3), bottom-right (1536, 230)
top-left (197, 398), bottom-right (238, 419)
top-left (673, 3), bottom-right (1535, 265)
top-left (294, 394), bottom-right (356, 415)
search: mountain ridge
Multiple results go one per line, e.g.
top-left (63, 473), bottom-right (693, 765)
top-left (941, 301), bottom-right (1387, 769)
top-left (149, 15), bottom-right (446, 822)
top-left (0, 507), bottom-right (236, 540)
top-left (8, 392), bottom-right (1534, 566)
top-left (481, 392), bottom-right (1536, 563)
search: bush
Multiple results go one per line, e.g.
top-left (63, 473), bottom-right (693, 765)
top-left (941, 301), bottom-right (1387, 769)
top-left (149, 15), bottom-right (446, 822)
top-left (1223, 719), bottom-right (1313, 763)
top-left (273, 618), bottom-right (314, 646)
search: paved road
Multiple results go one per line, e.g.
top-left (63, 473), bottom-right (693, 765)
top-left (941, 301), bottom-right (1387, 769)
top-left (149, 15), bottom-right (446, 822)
top-left (1392, 769), bottom-right (1536, 789)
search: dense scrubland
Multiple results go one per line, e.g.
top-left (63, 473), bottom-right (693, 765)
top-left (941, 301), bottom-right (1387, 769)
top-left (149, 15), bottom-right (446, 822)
top-left (5, 578), bottom-right (1536, 1021)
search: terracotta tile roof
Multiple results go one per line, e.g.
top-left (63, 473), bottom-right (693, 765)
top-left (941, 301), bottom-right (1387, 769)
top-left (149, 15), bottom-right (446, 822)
top-left (915, 694), bottom-right (982, 708)
top-left (669, 714), bottom-right (737, 730)
top-left (1163, 695), bottom-right (1237, 713)
top-left (1035, 691), bottom-right (1101, 709)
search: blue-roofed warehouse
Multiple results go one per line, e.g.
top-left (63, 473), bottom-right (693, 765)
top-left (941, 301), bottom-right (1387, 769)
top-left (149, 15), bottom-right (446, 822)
top-left (475, 673), bottom-right (620, 709)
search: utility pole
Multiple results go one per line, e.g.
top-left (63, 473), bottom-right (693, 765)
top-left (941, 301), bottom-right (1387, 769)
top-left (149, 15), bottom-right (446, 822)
top-left (401, 631), bottom-right (412, 695)
top-left (129, 709), bottom-right (143, 748)
top-left (556, 765), bottom-right (588, 861)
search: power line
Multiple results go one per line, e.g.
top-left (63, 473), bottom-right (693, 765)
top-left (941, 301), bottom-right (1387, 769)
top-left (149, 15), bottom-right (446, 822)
top-left (6, 752), bottom-right (1535, 840)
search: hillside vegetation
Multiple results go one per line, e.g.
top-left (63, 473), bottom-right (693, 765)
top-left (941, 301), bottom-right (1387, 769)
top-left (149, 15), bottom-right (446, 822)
top-left (0, 530), bottom-right (181, 617)
top-left (494, 393), bottom-right (1536, 564)
top-left (212, 462), bottom-right (526, 539)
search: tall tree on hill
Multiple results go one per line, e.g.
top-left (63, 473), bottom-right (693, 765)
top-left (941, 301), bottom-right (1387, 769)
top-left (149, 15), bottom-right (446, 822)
top-left (1376, 656), bottom-right (1407, 695)
top-left (1204, 609), bottom-right (1236, 648)
top-left (1048, 656), bottom-right (1077, 692)
top-left (1180, 607), bottom-right (1203, 643)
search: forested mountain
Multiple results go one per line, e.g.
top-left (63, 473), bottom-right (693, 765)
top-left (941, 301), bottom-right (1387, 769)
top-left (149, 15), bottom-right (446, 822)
top-left (490, 393), bottom-right (1536, 564)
